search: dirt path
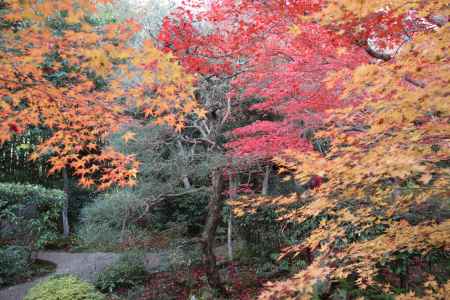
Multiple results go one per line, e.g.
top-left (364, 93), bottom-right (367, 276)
top-left (0, 250), bottom-right (168, 300)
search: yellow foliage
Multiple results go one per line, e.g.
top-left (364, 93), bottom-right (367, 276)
top-left (310, 0), bottom-right (449, 28)
top-left (232, 4), bottom-right (450, 299)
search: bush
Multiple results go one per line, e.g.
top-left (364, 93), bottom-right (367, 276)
top-left (155, 192), bottom-right (209, 235)
top-left (77, 190), bottom-right (152, 250)
top-left (0, 183), bottom-right (64, 248)
top-left (77, 189), bottom-right (209, 251)
top-left (24, 275), bottom-right (105, 300)
top-left (95, 251), bottom-right (148, 293)
top-left (0, 245), bottom-right (32, 287)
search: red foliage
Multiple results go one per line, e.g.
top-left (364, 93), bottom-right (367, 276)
top-left (7, 122), bottom-right (20, 133)
top-left (161, 1), bottom-right (434, 162)
top-left (159, 0), bottom-right (369, 160)
top-left (133, 263), bottom-right (265, 300)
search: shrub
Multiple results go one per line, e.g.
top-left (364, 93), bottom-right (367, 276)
top-left (156, 192), bottom-right (209, 235)
top-left (24, 275), bottom-right (105, 300)
top-left (95, 251), bottom-right (148, 293)
top-left (77, 190), bottom-right (152, 250)
top-left (0, 245), bottom-right (32, 287)
top-left (0, 183), bottom-right (64, 248)
top-left (77, 188), bottom-right (209, 251)
top-left (76, 222), bottom-right (122, 251)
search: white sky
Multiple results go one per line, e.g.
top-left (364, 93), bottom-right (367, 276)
top-left (125, 0), bottom-right (209, 12)
top-left (126, 0), bottom-right (179, 9)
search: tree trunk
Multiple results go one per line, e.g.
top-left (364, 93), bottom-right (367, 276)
top-left (227, 210), bottom-right (233, 261)
top-left (227, 176), bottom-right (238, 261)
top-left (182, 175), bottom-right (191, 189)
top-left (62, 166), bottom-right (70, 238)
top-left (201, 168), bottom-right (226, 293)
top-left (262, 165), bottom-right (270, 195)
top-left (177, 140), bottom-right (192, 189)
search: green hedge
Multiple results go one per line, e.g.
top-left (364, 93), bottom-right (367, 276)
top-left (0, 183), bottom-right (64, 248)
top-left (0, 245), bottom-right (32, 287)
top-left (24, 275), bottom-right (105, 300)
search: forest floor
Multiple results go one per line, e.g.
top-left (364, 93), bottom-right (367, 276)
top-left (0, 250), bottom-right (169, 300)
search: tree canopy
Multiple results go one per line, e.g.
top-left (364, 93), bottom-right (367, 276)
top-left (0, 0), bottom-right (203, 189)
top-left (0, 0), bottom-right (449, 298)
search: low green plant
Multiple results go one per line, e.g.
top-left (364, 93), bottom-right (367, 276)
top-left (95, 251), bottom-right (148, 293)
top-left (0, 245), bottom-right (32, 287)
top-left (24, 275), bottom-right (105, 300)
top-left (124, 285), bottom-right (145, 300)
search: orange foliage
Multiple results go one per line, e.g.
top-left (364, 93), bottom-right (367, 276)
top-left (0, 0), bottom-right (200, 188)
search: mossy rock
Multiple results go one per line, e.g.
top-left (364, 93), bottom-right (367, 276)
top-left (24, 275), bottom-right (105, 300)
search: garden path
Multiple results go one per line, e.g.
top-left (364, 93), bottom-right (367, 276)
top-left (0, 250), bottom-right (168, 300)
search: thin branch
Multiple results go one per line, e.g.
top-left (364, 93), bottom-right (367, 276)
top-left (404, 74), bottom-right (426, 88)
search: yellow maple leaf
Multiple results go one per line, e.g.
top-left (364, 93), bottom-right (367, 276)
top-left (175, 122), bottom-right (185, 132)
top-left (122, 131), bottom-right (136, 143)
top-left (195, 108), bottom-right (208, 119)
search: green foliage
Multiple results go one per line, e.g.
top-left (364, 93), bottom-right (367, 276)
top-left (77, 189), bottom-right (152, 250)
top-left (0, 245), bottom-right (32, 287)
top-left (235, 205), bottom-right (283, 257)
top-left (235, 203), bottom-right (322, 258)
top-left (67, 183), bottom-right (98, 229)
top-left (77, 124), bottom-right (214, 249)
top-left (0, 127), bottom-right (54, 186)
top-left (95, 251), bottom-right (148, 293)
top-left (24, 275), bottom-right (106, 300)
top-left (0, 183), bottom-right (63, 248)
top-left (154, 192), bottom-right (209, 235)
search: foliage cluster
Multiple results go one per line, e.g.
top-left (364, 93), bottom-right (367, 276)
top-left (234, 204), bottom-right (285, 258)
top-left (108, 124), bottom-right (213, 234)
top-left (94, 251), bottom-right (148, 293)
top-left (0, 182), bottom-right (64, 248)
top-left (24, 275), bottom-right (106, 300)
top-left (0, 245), bottom-right (32, 287)
top-left (77, 189), bottom-right (152, 250)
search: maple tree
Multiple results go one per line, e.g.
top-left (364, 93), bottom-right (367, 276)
top-left (0, 0), bottom-right (201, 189)
top-left (158, 1), bottom-right (373, 205)
top-left (227, 2), bottom-right (449, 299)
top-left (158, 1), bottom-right (368, 160)
top-left (156, 1), bottom-right (445, 296)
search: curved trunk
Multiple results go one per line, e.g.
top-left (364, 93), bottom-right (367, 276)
top-left (201, 168), bottom-right (226, 293)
